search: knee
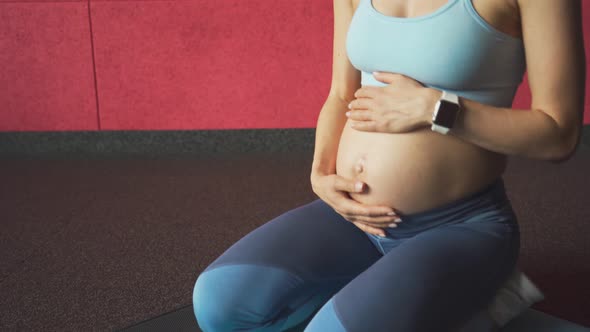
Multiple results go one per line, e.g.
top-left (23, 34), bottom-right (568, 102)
top-left (192, 270), bottom-right (236, 332)
top-left (192, 264), bottom-right (295, 331)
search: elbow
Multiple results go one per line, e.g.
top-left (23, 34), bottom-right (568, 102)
top-left (546, 126), bottom-right (581, 164)
top-left (547, 144), bottom-right (576, 164)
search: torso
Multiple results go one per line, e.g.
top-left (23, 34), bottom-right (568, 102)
top-left (337, 0), bottom-right (523, 215)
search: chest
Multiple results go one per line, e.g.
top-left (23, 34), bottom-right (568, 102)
top-left (345, 0), bottom-right (526, 92)
top-left (361, 0), bottom-right (521, 39)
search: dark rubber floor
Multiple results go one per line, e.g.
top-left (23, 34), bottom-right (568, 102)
top-left (1, 150), bottom-right (589, 331)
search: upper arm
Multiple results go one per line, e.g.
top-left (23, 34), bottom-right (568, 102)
top-left (518, 0), bottom-right (586, 149)
top-left (328, 0), bottom-right (362, 103)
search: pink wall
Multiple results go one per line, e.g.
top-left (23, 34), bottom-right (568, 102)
top-left (0, 0), bottom-right (589, 131)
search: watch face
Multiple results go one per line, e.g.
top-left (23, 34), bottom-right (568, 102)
top-left (434, 100), bottom-right (460, 128)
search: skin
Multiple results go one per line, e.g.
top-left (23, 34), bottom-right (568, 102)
top-left (311, 0), bottom-right (585, 237)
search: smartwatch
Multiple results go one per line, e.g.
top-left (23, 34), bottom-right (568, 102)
top-left (431, 90), bottom-right (461, 135)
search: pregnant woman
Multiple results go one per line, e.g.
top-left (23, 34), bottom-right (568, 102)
top-left (193, 0), bottom-right (584, 331)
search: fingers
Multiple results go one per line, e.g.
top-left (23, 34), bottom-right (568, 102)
top-left (372, 71), bottom-right (400, 84)
top-left (332, 177), bottom-right (395, 214)
top-left (348, 98), bottom-right (373, 111)
top-left (349, 120), bottom-right (378, 132)
top-left (372, 71), bottom-right (423, 87)
top-left (332, 176), bottom-right (365, 195)
top-left (342, 198), bottom-right (397, 219)
top-left (349, 214), bottom-right (402, 227)
top-left (353, 221), bottom-right (388, 237)
top-left (345, 110), bottom-right (373, 121)
top-left (336, 194), bottom-right (395, 219)
top-left (331, 176), bottom-right (401, 227)
top-left (353, 86), bottom-right (379, 98)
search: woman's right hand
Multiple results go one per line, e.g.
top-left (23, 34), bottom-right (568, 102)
top-left (310, 171), bottom-right (402, 237)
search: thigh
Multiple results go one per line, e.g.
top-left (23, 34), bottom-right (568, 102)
top-left (330, 218), bottom-right (520, 332)
top-left (194, 199), bottom-right (384, 330)
top-left (202, 198), bottom-right (382, 281)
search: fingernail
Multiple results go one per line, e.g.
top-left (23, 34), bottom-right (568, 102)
top-left (387, 211), bottom-right (395, 216)
top-left (378, 233), bottom-right (386, 237)
top-left (394, 218), bottom-right (402, 223)
top-left (346, 111), bottom-right (351, 117)
top-left (348, 103), bottom-right (352, 109)
top-left (355, 182), bottom-right (363, 192)
top-left (388, 223), bottom-right (397, 228)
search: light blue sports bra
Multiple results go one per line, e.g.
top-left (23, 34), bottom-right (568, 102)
top-left (346, 0), bottom-right (526, 107)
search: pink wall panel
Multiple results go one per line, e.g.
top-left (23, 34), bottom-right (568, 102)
top-left (92, 0), bottom-right (590, 130)
top-left (91, 0), bottom-right (332, 130)
top-left (1, 0), bottom-right (589, 132)
top-left (0, 2), bottom-right (98, 131)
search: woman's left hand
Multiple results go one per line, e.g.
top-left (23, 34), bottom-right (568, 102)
top-left (346, 71), bottom-right (442, 133)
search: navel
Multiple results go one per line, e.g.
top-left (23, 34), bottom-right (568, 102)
top-left (354, 154), bottom-right (367, 175)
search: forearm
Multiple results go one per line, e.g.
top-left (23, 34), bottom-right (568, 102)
top-left (311, 95), bottom-right (350, 176)
top-left (427, 90), bottom-right (582, 162)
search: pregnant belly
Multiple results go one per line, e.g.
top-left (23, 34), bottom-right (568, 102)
top-left (336, 120), bottom-right (507, 215)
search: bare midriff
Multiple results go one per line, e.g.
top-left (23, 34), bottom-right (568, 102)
top-left (336, 119), bottom-right (508, 215)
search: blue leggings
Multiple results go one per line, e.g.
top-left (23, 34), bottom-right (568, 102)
top-left (192, 177), bottom-right (520, 332)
